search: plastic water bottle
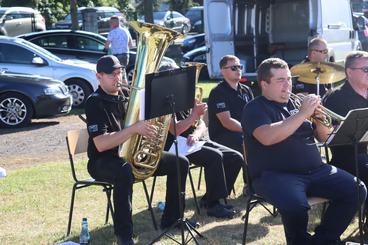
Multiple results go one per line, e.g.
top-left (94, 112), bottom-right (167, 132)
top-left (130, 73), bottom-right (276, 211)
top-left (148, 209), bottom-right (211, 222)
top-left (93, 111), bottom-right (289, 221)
top-left (79, 217), bottom-right (90, 245)
top-left (157, 201), bottom-right (165, 212)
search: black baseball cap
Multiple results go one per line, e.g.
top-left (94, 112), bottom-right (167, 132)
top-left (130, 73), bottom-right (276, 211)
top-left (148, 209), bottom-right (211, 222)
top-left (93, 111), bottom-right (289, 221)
top-left (96, 55), bottom-right (123, 74)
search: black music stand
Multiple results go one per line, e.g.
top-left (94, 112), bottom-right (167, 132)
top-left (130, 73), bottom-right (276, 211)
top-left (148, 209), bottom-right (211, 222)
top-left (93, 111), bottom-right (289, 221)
top-left (145, 66), bottom-right (204, 245)
top-left (326, 108), bottom-right (368, 245)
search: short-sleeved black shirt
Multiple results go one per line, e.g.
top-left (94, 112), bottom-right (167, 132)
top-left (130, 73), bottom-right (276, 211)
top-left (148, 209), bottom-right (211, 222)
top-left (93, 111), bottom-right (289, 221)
top-left (323, 81), bottom-right (368, 163)
top-left (241, 96), bottom-right (323, 180)
top-left (85, 86), bottom-right (128, 160)
top-left (208, 81), bottom-right (254, 141)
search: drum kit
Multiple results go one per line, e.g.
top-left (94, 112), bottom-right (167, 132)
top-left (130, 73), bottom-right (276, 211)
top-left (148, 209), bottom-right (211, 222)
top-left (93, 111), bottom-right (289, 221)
top-left (290, 61), bottom-right (346, 96)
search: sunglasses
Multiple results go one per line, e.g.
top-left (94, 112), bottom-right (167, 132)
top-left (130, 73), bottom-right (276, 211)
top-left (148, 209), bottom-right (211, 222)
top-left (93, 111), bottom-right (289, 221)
top-left (223, 65), bottom-right (243, 71)
top-left (312, 49), bottom-right (328, 54)
top-left (350, 67), bottom-right (368, 73)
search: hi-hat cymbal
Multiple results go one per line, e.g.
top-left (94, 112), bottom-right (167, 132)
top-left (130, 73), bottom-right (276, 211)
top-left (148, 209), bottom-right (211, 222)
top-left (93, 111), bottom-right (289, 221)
top-left (290, 62), bottom-right (346, 84)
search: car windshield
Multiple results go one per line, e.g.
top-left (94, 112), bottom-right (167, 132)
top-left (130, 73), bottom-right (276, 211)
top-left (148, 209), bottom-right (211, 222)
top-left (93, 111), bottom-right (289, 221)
top-left (0, 10), bottom-right (5, 17)
top-left (153, 12), bottom-right (166, 20)
top-left (19, 39), bottom-right (62, 61)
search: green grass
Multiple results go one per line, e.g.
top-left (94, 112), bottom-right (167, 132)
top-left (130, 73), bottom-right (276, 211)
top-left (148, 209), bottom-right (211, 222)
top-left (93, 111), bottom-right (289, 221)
top-left (0, 160), bottom-right (362, 245)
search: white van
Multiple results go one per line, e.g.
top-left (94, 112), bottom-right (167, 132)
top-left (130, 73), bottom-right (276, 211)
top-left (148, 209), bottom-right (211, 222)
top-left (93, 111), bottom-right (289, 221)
top-left (204, 0), bottom-right (361, 80)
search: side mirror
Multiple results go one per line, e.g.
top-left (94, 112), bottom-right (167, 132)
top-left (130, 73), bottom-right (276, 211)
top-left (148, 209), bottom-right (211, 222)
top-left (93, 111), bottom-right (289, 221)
top-left (32, 57), bottom-right (45, 65)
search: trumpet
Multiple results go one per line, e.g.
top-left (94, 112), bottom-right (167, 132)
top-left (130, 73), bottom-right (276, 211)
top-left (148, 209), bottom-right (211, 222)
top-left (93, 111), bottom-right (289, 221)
top-left (288, 92), bottom-right (345, 127)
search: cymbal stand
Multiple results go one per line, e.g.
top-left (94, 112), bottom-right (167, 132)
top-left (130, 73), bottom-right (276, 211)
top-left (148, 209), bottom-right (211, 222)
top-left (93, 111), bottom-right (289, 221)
top-left (313, 64), bottom-right (322, 96)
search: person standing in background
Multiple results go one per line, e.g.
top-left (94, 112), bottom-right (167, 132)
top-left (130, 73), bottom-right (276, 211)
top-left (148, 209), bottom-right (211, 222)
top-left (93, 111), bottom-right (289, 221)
top-left (104, 15), bottom-right (133, 85)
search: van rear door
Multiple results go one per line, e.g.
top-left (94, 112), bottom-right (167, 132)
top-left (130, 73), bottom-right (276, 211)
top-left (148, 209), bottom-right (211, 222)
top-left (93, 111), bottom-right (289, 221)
top-left (204, 0), bottom-right (234, 79)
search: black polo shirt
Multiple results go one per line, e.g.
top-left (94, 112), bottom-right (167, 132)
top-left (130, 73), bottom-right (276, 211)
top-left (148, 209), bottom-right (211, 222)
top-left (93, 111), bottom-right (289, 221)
top-left (241, 96), bottom-right (323, 180)
top-left (164, 110), bottom-right (196, 151)
top-left (323, 81), bottom-right (368, 163)
top-left (207, 81), bottom-right (254, 141)
top-left (85, 86), bottom-right (128, 160)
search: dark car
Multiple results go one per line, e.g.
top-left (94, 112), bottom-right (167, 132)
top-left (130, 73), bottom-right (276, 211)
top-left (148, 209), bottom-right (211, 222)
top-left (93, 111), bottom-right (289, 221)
top-left (182, 45), bottom-right (208, 79)
top-left (54, 6), bottom-right (123, 34)
top-left (353, 13), bottom-right (368, 51)
top-left (0, 71), bottom-right (72, 128)
top-left (182, 33), bottom-right (205, 53)
top-left (17, 30), bottom-right (178, 83)
top-left (185, 6), bottom-right (204, 33)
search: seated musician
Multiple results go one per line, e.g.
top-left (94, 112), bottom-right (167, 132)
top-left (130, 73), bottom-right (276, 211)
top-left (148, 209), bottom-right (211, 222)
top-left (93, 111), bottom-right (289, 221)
top-left (159, 64), bottom-right (243, 219)
top-left (85, 55), bottom-right (194, 245)
top-left (324, 51), bottom-right (368, 205)
top-left (294, 38), bottom-right (331, 96)
top-left (241, 57), bottom-right (366, 245)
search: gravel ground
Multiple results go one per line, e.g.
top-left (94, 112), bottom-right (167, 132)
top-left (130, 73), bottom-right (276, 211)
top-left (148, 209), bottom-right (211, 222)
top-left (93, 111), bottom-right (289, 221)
top-left (0, 114), bottom-right (85, 170)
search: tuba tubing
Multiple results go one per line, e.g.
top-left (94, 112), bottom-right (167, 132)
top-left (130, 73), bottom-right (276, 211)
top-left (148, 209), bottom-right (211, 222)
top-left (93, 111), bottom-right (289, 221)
top-left (120, 21), bottom-right (183, 180)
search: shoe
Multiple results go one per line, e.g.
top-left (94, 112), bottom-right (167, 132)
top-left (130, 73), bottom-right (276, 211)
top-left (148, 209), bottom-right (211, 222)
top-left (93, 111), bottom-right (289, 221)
top-left (200, 197), bottom-right (234, 210)
top-left (207, 204), bottom-right (236, 219)
top-left (117, 236), bottom-right (135, 245)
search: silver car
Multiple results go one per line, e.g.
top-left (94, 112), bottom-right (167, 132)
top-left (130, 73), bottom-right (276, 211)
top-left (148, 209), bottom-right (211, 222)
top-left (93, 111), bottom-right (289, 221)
top-left (0, 36), bottom-right (98, 107)
top-left (0, 7), bottom-right (46, 36)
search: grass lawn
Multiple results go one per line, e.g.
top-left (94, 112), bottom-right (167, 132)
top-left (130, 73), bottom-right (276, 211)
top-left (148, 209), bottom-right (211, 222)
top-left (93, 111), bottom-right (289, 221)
top-left (0, 159), bottom-right (362, 245)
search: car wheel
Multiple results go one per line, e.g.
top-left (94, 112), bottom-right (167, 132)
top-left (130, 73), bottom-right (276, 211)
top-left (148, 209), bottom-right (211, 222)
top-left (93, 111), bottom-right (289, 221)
top-left (65, 79), bottom-right (92, 108)
top-left (182, 24), bottom-right (190, 34)
top-left (0, 92), bottom-right (33, 128)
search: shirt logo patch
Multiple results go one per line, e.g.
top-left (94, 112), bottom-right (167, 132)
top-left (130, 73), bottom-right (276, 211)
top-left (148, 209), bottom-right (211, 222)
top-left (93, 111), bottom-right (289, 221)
top-left (290, 109), bottom-right (299, 116)
top-left (88, 124), bottom-right (98, 133)
top-left (216, 102), bottom-right (226, 109)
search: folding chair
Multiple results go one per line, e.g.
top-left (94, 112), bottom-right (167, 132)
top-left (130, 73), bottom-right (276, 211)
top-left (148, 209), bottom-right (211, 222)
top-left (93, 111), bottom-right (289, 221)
top-left (66, 128), bottom-right (158, 236)
top-left (241, 143), bottom-right (328, 244)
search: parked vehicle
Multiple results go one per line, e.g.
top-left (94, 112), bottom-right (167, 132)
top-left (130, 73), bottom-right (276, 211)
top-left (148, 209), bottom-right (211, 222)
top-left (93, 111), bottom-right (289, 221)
top-left (181, 33), bottom-right (205, 53)
top-left (353, 13), bottom-right (368, 51)
top-left (0, 71), bottom-right (72, 128)
top-left (204, 0), bottom-right (362, 79)
top-left (181, 46), bottom-right (208, 79)
top-left (17, 30), bottom-right (178, 84)
top-left (0, 7), bottom-right (46, 36)
top-left (139, 11), bottom-right (191, 34)
top-left (54, 6), bottom-right (122, 34)
top-left (185, 6), bottom-right (204, 33)
top-left (0, 36), bottom-right (98, 107)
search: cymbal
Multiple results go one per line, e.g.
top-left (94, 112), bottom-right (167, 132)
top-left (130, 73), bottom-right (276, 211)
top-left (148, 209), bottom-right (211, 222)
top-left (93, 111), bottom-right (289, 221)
top-left (290, 62), bottom-right (346, 84)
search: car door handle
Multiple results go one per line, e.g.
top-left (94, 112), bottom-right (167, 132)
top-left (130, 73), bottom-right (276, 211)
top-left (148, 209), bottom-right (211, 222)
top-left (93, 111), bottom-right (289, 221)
top-left (328, 24), bottom-right (342, 29)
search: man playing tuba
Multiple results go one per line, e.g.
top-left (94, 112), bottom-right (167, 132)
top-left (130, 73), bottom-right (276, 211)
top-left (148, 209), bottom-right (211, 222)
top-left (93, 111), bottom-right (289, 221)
top-left (85, 55), bottom-right (196, 245)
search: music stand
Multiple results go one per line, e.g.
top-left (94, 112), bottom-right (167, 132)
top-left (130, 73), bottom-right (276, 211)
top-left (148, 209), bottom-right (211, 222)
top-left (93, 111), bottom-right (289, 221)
top-left (145, 66), bottom-right (204, 245)
top-left (326, 108), bottom-right (368, 245)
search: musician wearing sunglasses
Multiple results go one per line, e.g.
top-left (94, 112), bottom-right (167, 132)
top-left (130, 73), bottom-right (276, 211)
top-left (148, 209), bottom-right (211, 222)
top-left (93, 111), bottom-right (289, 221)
top-left (242, 57), bottom-right (366, 245)
top-left (207, 55), bottom-right (254, 193)
top-left (294, 38), bottom-right (331, 96)
top-left (324, 51), bottom-right (368, 205)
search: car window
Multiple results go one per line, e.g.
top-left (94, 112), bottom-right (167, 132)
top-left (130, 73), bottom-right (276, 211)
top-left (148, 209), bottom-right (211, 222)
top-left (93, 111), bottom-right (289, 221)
top-left (75, 36), bottom-right (104, 51)
top-left (172, 12), bottom-right (182, 18)
top-left (7, 12), bottom-right (22, 20)
top-left (19, 40), bottom-right (62, 61)
top-left (18, 11), bottom-right (33, 18)
top-left (0, 43), bottom-right (36, 64)
top-left (33, 36), bottom-right (68, 49)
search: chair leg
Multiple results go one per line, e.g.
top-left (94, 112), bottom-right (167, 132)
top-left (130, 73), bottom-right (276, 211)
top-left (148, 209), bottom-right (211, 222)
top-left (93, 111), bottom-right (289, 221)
top-left (188, 168), bottom-right (200, 214)
top-left (104, 186), bottom-right (114, 225)
top-left (242, 197), bottom-right (252, 245)
top-left (149, 176), bottom-right (157, 206)
top-left (197, 166), bottom-right (203, 190)
top-left (67, 184), bottom-right (77, 236)
top-left (142, 180), bottom-right (158, 230)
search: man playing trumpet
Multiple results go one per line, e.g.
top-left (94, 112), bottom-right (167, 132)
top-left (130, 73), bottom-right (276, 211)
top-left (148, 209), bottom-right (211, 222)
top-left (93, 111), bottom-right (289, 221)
top-left (241, 58), bottom-right (366, 245)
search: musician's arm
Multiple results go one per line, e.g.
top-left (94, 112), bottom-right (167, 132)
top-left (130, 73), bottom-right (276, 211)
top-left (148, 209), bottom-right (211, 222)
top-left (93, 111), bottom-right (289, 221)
top-left (216, 111), bottom-right (242, 133)
top-left (253, 111), bottom-right (308, 145)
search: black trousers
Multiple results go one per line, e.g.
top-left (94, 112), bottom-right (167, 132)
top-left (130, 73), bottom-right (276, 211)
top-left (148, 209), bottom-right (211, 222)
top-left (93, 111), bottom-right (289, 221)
top-left (253, 164), bottom-right (366, 245)
top-left (114, 53), bottom-right (129, 80)
top-left (87, 151), bottom-right (189, 241)
top-left (211, 132), bottom-right (247, 184)
top-left (187, 140), bottom-right (243, 202)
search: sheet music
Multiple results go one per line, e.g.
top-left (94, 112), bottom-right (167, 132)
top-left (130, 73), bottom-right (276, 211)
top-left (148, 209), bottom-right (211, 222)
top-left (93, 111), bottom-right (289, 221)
top-left (168, 136), bottom-right (205, 156)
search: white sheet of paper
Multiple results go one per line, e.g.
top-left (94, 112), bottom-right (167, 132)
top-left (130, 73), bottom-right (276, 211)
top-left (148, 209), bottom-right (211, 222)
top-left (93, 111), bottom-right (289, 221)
top-left (168, 136), bottom-right (205, 156)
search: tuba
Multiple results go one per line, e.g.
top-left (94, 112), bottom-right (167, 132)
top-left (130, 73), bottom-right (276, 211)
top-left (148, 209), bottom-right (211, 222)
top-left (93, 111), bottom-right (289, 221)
top-left (120, 21), bottom-right (182, 180)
